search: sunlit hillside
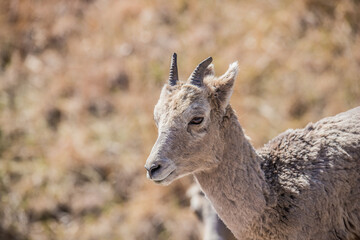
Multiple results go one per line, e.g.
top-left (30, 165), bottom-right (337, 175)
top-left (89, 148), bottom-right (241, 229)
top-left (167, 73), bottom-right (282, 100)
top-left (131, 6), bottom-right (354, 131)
top-left (0, 0), bottom-right (359, 239)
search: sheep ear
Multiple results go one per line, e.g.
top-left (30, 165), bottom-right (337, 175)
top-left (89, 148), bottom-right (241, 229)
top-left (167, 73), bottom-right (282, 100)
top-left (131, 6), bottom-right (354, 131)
top-left (213, 62), bottom-right (238, 110)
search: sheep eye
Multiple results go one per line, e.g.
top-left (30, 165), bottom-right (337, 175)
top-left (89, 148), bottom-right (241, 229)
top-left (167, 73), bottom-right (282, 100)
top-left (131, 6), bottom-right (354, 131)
top-left (189, 117), bottom-right (204, 125)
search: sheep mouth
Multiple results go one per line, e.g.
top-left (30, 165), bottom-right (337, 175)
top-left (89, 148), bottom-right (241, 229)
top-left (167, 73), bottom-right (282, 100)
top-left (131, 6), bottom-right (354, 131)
top-left (153, 170), bottom-right (176, 185)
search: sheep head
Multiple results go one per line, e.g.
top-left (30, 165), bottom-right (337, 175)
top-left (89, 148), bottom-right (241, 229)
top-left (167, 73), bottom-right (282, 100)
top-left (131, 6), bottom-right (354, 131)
top-left (145, 53), bottom-right (239, 185)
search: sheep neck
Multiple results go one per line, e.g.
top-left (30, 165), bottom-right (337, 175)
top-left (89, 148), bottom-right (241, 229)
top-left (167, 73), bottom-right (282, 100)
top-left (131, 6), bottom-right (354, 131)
top-left (194, 108), bottom-right (268, 239)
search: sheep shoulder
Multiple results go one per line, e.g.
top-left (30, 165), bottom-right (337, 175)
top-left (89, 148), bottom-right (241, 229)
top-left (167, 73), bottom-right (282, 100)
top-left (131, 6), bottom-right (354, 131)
top-left (256, 107), bottom-right (360, 239)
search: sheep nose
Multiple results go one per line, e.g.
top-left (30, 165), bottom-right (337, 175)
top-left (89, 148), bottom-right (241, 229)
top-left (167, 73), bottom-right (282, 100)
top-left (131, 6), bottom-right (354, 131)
top-left (145, 162), bottom-right (162, 179)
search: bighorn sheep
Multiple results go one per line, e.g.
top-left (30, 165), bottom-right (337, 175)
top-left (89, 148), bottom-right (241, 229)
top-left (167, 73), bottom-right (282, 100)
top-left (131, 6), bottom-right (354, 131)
top-left (187, 184), bottom-right (236, 240)
top-left (145, 53), bottom-right (360, 240)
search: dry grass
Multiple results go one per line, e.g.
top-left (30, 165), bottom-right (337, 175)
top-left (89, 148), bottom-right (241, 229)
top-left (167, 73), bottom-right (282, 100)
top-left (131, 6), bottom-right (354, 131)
top-left (0, 0), bottom-right (359, 239)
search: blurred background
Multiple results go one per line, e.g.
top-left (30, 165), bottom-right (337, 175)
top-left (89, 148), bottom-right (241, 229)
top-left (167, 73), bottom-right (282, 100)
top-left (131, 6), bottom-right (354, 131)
top-left (0, 0), bottom-right (359, 239)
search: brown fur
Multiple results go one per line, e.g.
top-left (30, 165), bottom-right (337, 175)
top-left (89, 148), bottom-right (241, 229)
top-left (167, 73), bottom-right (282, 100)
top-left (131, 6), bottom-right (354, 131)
top-left (145, 58), bottom-right (360, 240)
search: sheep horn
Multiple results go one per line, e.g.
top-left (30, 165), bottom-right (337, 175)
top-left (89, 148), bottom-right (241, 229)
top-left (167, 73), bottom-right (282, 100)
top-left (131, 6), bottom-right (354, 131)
top-left (168, 53), bottom-right (179, 86)
top-left (189, 57), bottom-right (213, 87)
